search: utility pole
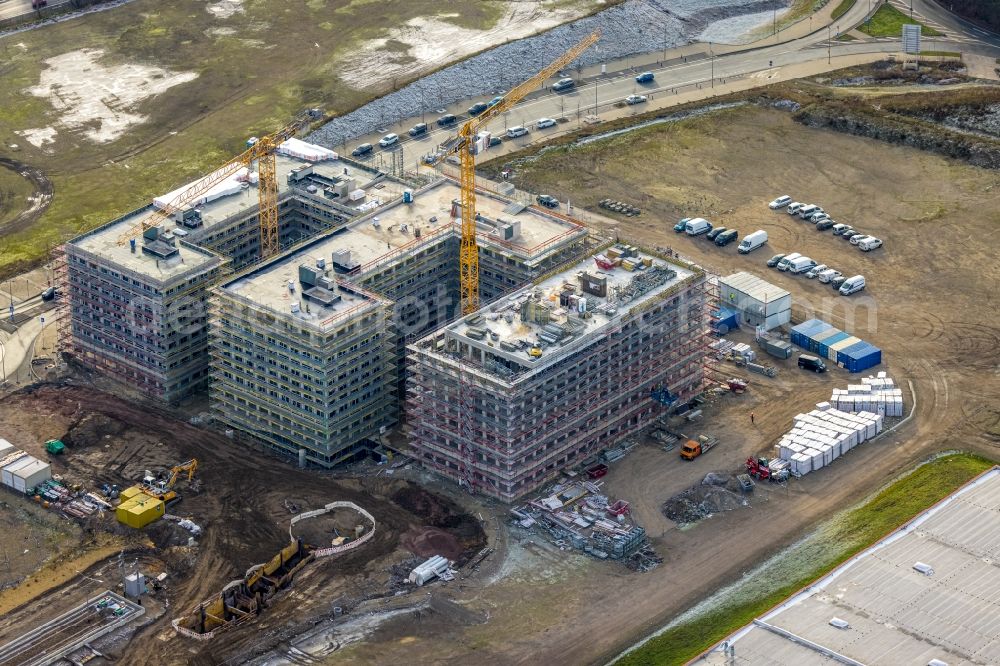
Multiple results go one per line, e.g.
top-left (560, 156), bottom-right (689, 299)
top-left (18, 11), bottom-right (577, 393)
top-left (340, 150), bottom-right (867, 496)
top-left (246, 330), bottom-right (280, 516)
top-left (710, 42), bottom-right (714, 89)
top-left (662, 24), bottom-right (667, 62)
top-left (828, 25), bottom-right (831, 64)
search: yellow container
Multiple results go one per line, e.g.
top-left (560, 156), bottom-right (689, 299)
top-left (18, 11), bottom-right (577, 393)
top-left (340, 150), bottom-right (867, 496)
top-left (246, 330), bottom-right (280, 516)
top-left (116, 494), bottom-right (165, 528)
top-left (120, 485), bottom-right (144, 501)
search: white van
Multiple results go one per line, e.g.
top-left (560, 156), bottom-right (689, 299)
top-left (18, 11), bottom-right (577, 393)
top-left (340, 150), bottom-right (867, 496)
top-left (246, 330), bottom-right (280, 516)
top-left (506, 126), bottom-right (529, 138)
top-left (817, 268), bottom-right (842, 283)
top-left (839, 275), bottom-right (866, 295)
top-left (776, 252), bottom-right (802, 271)
top-left (787, 202), bottom-right (804, 215)
top-left (738, 230), bottom-right (768, 254)
top-left (685, 217), bottom-right (712, 235)
top-left (797, 204), bottom-right (822, 220)
top-left (858, 237), bottom-right (883, 252)
top-left (787, 256), bottom-right (817, 274)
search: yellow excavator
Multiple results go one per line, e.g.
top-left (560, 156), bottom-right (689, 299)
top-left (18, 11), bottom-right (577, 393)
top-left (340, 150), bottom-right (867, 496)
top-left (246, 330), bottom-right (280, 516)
top-left (141, 458), bottom-right (198, 504)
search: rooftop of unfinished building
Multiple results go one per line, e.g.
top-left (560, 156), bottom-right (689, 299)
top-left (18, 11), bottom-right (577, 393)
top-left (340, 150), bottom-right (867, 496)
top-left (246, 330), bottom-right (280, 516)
top-left (427, 245), bottom-right (701, 378)
top-left (220, 259), bottom-right (384, 332)
top-left (69, 146), bottom-right (397, 280)
top-left (71, 207), bottom-right (222, 282)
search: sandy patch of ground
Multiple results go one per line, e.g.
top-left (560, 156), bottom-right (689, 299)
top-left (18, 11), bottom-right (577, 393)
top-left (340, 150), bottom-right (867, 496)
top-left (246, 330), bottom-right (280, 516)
top-left (205, 26), bottom-right (237, 37)
top-left (337, 1), bottom-right (592, 90)
top-left (205, 0), bottom-right (244, 19)
top-left (26, 48), bottom-right (198, 144)
top-left (16, 127), bottom-right (57, 149)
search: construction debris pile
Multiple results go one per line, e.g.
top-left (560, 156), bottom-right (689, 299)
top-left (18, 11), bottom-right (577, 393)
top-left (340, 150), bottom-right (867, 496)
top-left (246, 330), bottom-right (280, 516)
top-left (661, 474), bottom-right (750, 525)
top-left (828, 372), bottom-right (904, 416)
top-left (778, 403), bottom-right (885, 477)
top-left (511, 479), bottom-right (661, 571)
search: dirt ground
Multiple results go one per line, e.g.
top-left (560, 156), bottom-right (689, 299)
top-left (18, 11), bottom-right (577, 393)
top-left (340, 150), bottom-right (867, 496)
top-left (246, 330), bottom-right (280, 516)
top-left (3, 97), bottom-right (1000, 665)
top-left (328, 102), bottom-right (1000, 664)
top-left (0, 383), bottom-right (487, 665)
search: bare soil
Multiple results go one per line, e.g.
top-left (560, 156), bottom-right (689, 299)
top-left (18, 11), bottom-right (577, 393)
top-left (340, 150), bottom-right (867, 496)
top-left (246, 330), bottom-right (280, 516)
top-left (0, 382), bottom-right (486, 665)
top-left (334, 103), bottom-right (1000, 665)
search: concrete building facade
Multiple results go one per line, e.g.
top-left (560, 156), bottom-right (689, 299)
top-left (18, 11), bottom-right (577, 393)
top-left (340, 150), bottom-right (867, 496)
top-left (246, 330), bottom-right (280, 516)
top-left (406, 245), bottom-right (708, 502)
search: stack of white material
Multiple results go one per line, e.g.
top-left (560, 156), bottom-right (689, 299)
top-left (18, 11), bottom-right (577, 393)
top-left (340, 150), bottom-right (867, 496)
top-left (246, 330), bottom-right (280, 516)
top-left (277, 138), bottom-right (338, 162)
top-left (731, 343), bottom-right (755, 362)
top-left (778, 407), bottom-right (884, 477)
top-left (829, 371), bottom-right (904, 417)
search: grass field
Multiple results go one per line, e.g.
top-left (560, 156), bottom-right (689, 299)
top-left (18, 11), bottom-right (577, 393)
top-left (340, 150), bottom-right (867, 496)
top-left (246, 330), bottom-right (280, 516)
top-left (0, 0), bottom-right (601, 278)
top-left (0, 164), bottom-right (36, 228)
top-left (859, 3), bottom-right (942, 37)
top-left (830, 0), bottom-right (856, 21)
top-left (615, 453), bottom-right (996, 666)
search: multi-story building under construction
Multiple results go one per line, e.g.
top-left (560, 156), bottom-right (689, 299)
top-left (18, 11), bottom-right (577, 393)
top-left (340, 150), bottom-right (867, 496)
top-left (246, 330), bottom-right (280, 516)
top-left (63, 140), bottom-right (603, 467)
top-left (406, 245), bottom-right (707, 502)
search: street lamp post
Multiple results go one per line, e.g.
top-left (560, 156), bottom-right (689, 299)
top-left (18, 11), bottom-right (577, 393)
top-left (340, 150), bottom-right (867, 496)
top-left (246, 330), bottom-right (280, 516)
top-left (828, 25), bottom-right (831, 64)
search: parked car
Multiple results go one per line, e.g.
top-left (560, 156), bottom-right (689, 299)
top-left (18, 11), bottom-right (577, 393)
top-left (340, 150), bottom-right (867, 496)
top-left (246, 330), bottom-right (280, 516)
top-left (787, 202), bottom-right (804, 215)
top-left (817, 268), bottom-right (842, 283)
top-left (488, 95), bottom-right (505, 108)
top-left (832, 223), bottom-right (852, 235)
top-left (738, 230), bottom-right (768, 254)
top-left (768, 195), bottom-right (792, 209)
top-left (468, 102), bottom-right (489, 116)
top-left (488, 136), bottom-right (502, 147)
top-left (552, 77), bottom-right (576, 92)
top-left (436, 113), bottom-right (457, 127)
top-left (351, 143), bottom-right (373, 156)
top-left (706, 226), bottom-right (727, 241)
top-left (798, 354), bottom-right (827, 373)
top-left (635, 71), bottom-right (655, 83)
top-left (841, 230), bottom-right (860, 241)
top-left (674, 218), bottom-right (691, 233)
top-left (808, 211), bottom-right (829, 223)
top-left (766, 253), bottom-right (786, 268)
top-left (777, 252), bottom-right (803, 271)
top-left (537, 117), bottom-right (557, 129)
top-left (41, 287), bottom-right (56, 301)
top-left (378, 133), bottom-right (399, 148)
top-left (858, 237), bottom-right (883, 252)
top-left (805, 264), bottom-right (828, 279)
top-left (849, 233), bottom-right (867, 246)
top-left (831, 275), bottom-right (848, 289)
top-left (625, 94), bottom-right (648, 105)
top-left (685, 218), bottom-right (712, 236)
top-left (839, 275), bottom-right (866, 295)
top-left (815, 219), bottom-right (835, 231)
top-left (715, 229), bottom-right (739, 246)
top-left (408, 123), bottom-right (428, 137)
top-left (536, 194), bottom-right (559, 208)
top-left (798, 204), bottom-right (822, 220)
top-left (506, 125), bottom-right (529, 138)
top-left (787, 256), bottom-right (817, 274)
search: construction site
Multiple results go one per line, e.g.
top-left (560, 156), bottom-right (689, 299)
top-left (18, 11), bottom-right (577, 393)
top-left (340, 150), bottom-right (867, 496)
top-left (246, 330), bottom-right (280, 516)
top-left (1, 0), bottom-right (1000, 663)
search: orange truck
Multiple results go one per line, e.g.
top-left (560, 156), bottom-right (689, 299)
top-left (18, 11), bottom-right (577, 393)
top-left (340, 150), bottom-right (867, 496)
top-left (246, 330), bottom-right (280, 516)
top-left (680, 435), bottom-right (719, 460)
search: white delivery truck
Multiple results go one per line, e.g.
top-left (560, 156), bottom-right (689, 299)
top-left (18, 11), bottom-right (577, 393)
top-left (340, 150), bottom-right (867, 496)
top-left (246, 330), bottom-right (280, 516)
top-left (685, 218), bottom-right (712, 235)
top-left (787, 256), bottom-right (817, 274)
top-left (738, 230), bottom-right (768, 254)
top-left (776, 252), bottom-right (802, 271)
top-left (839, 275), bottom-right (866, 295)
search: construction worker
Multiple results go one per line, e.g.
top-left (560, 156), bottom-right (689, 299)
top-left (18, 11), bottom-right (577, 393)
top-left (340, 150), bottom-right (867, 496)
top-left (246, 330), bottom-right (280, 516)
top-left (751, 411), bottom-right (756, 425)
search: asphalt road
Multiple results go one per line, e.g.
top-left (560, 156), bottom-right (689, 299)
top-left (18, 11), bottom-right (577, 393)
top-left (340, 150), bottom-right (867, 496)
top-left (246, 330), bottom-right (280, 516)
top-left (0, 0), bottom-right (71, 22)
top-left (342, 0), bottom-right (998, 172)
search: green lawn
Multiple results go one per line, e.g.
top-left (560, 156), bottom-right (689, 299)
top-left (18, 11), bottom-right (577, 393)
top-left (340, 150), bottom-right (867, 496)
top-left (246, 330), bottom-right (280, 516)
top-left (831, 0), bottom-right (857, 21)
top-left (614, 453), bottom-right (995, 666)
top-left (0, 0), bottom-right (603, 278)
top-left (860, 3), bottom-right (943, 37)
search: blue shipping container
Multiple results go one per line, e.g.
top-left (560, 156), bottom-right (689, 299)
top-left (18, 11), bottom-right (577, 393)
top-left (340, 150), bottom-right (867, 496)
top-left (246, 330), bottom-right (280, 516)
top-left (817, 331), bottom-right (851, 359)
top-left (839, 342), bottom-right (882, 373)
top-left (713, 307), bottom-right (740, 335)
top-left (791, 319), bottom-right (832, 349)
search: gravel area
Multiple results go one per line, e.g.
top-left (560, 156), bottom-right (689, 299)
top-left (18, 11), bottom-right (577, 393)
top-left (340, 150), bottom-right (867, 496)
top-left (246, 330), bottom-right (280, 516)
top-left (307, 0), bottom-right (790, 149)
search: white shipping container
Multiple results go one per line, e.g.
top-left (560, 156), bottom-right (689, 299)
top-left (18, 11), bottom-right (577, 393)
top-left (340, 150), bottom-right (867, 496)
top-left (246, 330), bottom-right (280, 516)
top-left (12, 459), bottom-right (50, 493)
top-left (2, 456), bottom-right (31, 489)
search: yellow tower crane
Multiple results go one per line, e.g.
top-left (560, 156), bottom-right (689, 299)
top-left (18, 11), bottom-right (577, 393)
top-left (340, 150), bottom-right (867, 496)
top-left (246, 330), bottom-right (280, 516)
top-left (116, 109), bottom-right (321, 259)
top-left (437, 30), bottom-right (600, 315)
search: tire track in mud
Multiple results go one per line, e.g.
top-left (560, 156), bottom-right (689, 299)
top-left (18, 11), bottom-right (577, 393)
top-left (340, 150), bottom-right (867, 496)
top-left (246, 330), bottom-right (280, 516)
top-left (0, 158), bottom-right (53, 236)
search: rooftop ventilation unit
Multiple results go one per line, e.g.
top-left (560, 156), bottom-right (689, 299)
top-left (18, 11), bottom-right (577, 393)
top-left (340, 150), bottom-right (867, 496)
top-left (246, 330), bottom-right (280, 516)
top-left (303, 286), bottom-right (341, 308)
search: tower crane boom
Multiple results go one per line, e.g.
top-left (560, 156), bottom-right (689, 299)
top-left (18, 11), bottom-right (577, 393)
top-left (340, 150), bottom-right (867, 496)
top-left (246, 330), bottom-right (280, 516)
top-left (439, 30), bottom-right (600, 315)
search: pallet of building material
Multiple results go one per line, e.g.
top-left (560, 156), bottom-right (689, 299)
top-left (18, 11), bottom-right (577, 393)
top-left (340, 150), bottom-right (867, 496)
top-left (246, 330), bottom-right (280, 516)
top-left (747, 362), bottom-right (777, 378)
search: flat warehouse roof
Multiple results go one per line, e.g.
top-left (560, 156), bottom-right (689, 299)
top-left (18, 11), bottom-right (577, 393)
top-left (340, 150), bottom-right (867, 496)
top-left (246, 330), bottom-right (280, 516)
top-left (720, 271), bottom-right (790, 303)
top-left (700, 467), bottom-right (1000, 666)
